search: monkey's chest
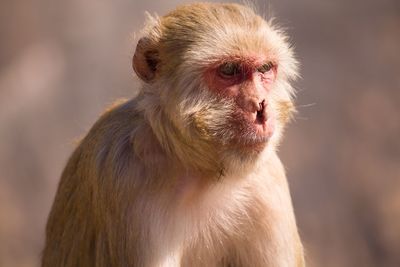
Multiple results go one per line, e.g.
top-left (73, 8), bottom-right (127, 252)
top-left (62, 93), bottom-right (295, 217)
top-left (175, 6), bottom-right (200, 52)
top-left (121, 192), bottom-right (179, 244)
top-left (168, 177), bottom-right (298, 267)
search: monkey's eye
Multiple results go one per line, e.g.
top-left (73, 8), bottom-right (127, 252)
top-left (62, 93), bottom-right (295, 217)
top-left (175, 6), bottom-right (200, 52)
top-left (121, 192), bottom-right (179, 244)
top-left (218, 62), bottom-right (241, 78)
top-left (257, 62), bottom-right (274, 73)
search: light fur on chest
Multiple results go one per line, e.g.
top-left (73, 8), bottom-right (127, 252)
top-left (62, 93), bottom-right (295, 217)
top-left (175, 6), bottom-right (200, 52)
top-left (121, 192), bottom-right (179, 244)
top-left (145, 166), bottom-right (298, 267)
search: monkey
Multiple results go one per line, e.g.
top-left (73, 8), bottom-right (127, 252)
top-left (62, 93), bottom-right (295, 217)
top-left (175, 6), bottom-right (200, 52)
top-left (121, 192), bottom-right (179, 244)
top-left (42, 3), bottom-right (304, 267)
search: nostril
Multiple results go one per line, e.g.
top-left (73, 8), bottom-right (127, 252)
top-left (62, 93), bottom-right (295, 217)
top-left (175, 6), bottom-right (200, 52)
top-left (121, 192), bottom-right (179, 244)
top-left (256, 100), bottom-right (266, 124)
top-left (244, 98), bottom-right (266, 114)
top-left (256, 111), bottom-right (265, 124)
top-left (258, 100), bottom-right (266, 112)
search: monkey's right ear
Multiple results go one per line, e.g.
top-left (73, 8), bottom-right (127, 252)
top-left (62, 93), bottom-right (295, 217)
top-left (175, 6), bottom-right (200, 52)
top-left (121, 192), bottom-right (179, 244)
top-left (132, 37), bottom-right (160, 83)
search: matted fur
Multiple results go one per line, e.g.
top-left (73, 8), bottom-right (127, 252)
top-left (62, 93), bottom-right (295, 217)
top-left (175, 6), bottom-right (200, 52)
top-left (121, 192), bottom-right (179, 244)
top-left (42, 3), bottom-right (304, 267)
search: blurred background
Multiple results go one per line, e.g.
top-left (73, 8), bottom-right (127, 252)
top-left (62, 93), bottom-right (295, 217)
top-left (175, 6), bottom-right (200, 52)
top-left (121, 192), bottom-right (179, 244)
top-left (0, 0), bottom-right (399, 266)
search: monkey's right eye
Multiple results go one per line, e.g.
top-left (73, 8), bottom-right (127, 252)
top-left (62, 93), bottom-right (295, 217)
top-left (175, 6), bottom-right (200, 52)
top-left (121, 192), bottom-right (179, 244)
top-left (218, 62), bottom-right (241, 78)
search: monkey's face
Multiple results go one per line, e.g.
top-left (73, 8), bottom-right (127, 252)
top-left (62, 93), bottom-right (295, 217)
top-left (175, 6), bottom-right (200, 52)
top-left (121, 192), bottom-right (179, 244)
top-left (201, 57), bottom-right (278, 152)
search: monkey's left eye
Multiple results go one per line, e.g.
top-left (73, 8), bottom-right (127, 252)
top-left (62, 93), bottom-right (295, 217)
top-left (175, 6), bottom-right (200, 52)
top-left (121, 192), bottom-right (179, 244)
top-left (218, 62), bottom-right (241, 78)
top-left (257, 62), bottom-right (274, 73)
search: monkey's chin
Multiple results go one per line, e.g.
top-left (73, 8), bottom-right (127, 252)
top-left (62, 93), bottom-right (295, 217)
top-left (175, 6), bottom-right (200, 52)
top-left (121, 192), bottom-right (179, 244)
top-left (234, 120), bottom-right (275, 153)
top-left (233, 132), bottom-right (272, 154)
top-left (242, 136), bottom-right (269, 151)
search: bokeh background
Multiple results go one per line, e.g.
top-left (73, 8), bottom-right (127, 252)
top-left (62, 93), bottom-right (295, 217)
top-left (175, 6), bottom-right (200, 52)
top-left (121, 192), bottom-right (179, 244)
top-left (1, 0), bottom-right (399, 266)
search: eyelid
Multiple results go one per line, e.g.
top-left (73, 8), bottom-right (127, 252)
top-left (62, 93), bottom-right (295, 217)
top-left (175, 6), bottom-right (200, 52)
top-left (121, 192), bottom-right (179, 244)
top-left (257, 62), bottom-right (274, 73)
top-left (218, 62), bottom-right (241, 77)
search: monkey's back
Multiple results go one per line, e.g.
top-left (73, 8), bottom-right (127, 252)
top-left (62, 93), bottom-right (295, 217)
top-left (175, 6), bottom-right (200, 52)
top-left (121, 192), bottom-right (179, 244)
top-left (42, 99), bottom-right (145, 266)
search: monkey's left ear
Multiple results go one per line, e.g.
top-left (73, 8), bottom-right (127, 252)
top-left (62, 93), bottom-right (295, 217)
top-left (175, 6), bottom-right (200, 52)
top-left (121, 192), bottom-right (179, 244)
top-left (132, 37), bottom-right (160, 83)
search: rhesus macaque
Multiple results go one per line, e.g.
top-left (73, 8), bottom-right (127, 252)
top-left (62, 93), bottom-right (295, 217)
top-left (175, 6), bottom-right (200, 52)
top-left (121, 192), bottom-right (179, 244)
top-left (42, 3), bottom-right (304, 267)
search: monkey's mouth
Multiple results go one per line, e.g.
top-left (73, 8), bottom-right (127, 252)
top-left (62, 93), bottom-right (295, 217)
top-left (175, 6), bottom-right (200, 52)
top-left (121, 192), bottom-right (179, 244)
top-left (227, 101), bottom-right (275, 148)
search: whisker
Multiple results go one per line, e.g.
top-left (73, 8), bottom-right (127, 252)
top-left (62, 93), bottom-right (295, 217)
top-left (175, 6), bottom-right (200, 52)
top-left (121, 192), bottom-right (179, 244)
top-left (295, 103), bottom-right (316, 109)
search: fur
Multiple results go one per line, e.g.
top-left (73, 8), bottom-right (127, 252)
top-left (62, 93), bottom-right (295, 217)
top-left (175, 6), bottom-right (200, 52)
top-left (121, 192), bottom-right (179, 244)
top-left (42, 3), bottom-right (304, 267)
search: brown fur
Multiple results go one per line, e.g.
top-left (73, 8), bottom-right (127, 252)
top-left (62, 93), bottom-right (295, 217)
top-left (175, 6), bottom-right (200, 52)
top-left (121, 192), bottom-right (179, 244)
top-left (42, 3), bottom-right (304, 267)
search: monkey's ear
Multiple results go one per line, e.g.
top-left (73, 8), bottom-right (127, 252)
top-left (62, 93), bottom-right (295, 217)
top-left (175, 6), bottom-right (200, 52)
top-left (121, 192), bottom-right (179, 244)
top-left (132, 37), bottom-right (160, 83)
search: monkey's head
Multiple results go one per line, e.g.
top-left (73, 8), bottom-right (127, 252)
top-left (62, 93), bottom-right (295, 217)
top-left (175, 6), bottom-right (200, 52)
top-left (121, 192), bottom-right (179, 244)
top-left (133, 3), bottom-right (298, 172)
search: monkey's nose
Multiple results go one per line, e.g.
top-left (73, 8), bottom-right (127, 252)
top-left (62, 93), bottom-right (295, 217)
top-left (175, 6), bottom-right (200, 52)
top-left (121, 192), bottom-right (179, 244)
top-left (257, 100), bottom-right (265, 112)
top-left (244, 97), bottom-right (263, 113)
top-left (256, 100), bottom-right (266, 124)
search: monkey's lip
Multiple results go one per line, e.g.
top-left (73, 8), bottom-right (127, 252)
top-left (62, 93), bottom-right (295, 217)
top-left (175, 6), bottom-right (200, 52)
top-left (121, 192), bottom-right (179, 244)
top-left (253, 120), bottom-right (274, 141)
top-left (254, 121), bottom-right (274, 137)
top-left (229, 110), bottom-right (274, 147)
top-left (235, 118), bottom-right (275, 148)
top-left (251, 111), bottom-right (275, 139)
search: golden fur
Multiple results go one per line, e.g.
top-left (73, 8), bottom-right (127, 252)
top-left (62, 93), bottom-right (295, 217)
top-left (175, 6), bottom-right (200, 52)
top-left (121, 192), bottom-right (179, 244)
top-left (42, 3), bottom-right (304, 267)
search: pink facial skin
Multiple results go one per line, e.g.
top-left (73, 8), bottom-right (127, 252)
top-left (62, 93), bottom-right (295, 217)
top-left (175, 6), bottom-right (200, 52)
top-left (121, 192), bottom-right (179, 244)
top-left (204, 55), bottom-right (277, 149)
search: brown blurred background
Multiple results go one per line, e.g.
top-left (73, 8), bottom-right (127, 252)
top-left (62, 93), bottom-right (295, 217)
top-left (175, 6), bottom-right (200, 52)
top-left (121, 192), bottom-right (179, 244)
top-left (0, 0), bottom-right (399, 266)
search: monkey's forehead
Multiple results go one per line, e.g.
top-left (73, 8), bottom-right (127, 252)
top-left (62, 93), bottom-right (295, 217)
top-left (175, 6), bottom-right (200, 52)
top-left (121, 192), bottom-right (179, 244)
top-left (152, 3), bottom-right (285, 63)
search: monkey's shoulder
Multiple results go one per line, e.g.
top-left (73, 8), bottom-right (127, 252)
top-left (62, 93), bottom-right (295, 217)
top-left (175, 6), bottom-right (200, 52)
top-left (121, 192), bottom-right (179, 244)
top-left (79, 98), bottom-right (140, 145)
top-left (65, 98), bottom-right (144, 173)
